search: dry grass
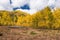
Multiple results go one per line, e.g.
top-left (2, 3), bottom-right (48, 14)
top-left (0, 26), bottom-right (60, 40)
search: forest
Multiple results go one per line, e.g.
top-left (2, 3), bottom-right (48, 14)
top-left (0, 7), bottom-right (60, 29)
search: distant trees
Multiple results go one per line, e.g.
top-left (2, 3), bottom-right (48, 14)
top-left (52, 9), bottom-right (60, 29)
top-left (31, 7), bottom-right (53, 29)
top-left (41, 7), bottom-right (54, 29)
top-left (0, 11), bottom-right (13, 26)
top-left (0, 7), bottom-right (60, 29)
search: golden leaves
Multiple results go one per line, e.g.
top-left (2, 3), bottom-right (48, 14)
top-left (0, 7), bottom-right (60, 29)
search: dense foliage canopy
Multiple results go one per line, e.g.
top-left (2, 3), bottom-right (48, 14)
top-left (0, 7), bottom-right (60, 29)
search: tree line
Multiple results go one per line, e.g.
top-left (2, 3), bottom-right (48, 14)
top-left (0, 7), bottom-right (60, 29)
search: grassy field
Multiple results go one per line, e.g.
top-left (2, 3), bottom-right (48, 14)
top-left (0, 26), bottom-right (60, 40)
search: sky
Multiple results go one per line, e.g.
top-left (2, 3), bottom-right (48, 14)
top-left (0, 0), bottom-right (60, 14)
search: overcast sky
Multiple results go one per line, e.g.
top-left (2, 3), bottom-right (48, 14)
top-left (0, 0), bottom-right (60, 14)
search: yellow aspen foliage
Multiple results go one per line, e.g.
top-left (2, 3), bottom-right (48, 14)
top-left (31, 7), bottom-right (52, 29)
top-left (15, 10), bottom-right (31, 27)
top-left (52, 9), bottom-right (60, 29)
top-left (0, 11), bottom-right (13, 26)
top-left (0, 7), bottom-right (60, 29)
top-left (23, 15), bottom-right (32, 27)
